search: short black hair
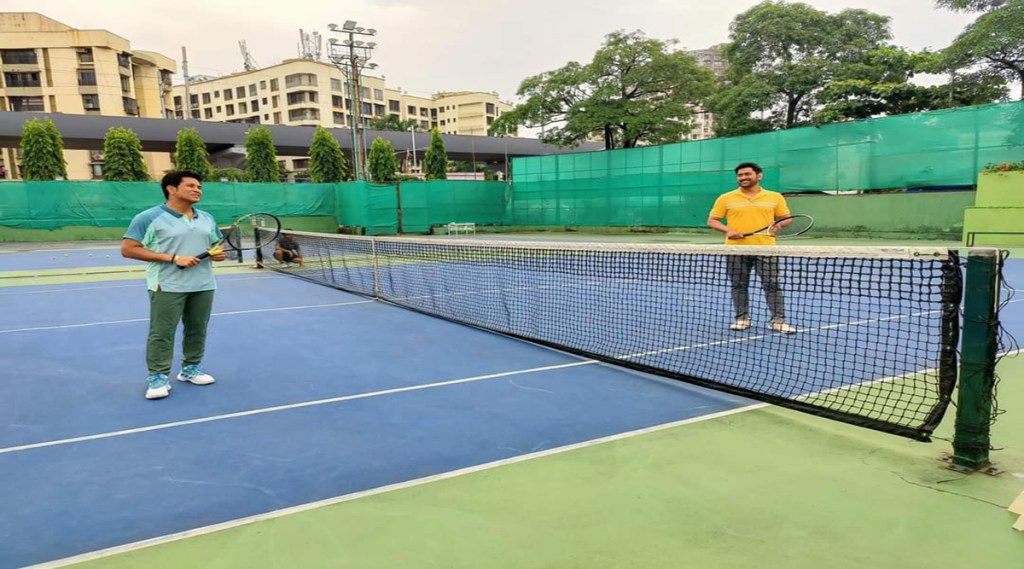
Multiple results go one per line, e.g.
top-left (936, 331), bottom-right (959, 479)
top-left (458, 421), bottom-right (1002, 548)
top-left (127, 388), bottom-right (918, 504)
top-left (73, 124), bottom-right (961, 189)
top-left (160, 170), bottom-right (203, 199)
top-left (734, 162), bottom-right (763, 174)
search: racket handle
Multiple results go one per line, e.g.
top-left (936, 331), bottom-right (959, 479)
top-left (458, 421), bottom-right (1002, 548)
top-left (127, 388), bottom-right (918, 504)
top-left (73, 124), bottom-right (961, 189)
top-left (176, 250), bottom-right (211, 270)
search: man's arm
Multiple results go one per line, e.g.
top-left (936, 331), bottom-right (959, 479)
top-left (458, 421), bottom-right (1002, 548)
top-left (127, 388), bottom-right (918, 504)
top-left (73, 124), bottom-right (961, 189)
top-left (708, 216), bottom-right (743, 240)
top-left (122, 239), bottom-right (201, 268)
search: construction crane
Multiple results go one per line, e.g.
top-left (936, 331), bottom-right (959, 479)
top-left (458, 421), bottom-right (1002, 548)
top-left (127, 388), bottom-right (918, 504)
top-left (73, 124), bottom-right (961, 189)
top-left (238, 40), bottom-right (259, 71)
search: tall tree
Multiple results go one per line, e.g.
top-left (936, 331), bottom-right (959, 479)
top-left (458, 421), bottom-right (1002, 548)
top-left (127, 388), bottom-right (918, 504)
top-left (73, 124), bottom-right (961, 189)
top-left (944, 1), bottom-right (1024, 99)
top-left (935, 0), bottom-right (1008, 11)
top-left (244, 126), bottom-right (279, 182)
top-left (367, 137), bottom-right (399, 183)
top-left (368, 115), bottom-right (420, 132)
top-left (492, 30), bottom-right (716, 149)
top-left (712, 2), bottom-right (893, 132)
top-left (816, 47), bottom-right (1007, 122)
top-left (423, 128), bottom-right (448, 180)
top-left (19, 118), bottom-right (67, 180)
top-left (308, 126), bottom-right (346, 183)
top-left (102, 127), bottom-right (149, 181)
top-left (173, 127), bottom-right (211, 179)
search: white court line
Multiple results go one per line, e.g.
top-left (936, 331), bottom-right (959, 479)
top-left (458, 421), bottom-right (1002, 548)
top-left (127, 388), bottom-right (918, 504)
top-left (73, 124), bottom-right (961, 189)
top-left (28, 403), bottom-right (767, 569)
top-left (0, 299), bottom-right (374, 334)
top-left (0, 275), bottom-right (278, 296)
top-left (0, 360), bottom-right (598, 455)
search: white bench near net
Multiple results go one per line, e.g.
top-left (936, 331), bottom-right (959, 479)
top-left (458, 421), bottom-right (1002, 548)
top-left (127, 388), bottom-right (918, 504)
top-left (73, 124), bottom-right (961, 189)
top-left (446, 222), bottom-right (476, 236)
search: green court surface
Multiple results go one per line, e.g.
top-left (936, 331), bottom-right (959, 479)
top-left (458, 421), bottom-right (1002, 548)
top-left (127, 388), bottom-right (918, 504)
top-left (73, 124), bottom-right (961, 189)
top-left (68, 356), bottom-right (1024, 569)
top-left (7, 234), bottom-right (1022, 568)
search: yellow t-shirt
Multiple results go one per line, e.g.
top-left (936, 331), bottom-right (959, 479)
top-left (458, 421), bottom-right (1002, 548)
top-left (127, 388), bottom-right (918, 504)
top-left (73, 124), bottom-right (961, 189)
top-left (709, 188), bottom-right (791, 246)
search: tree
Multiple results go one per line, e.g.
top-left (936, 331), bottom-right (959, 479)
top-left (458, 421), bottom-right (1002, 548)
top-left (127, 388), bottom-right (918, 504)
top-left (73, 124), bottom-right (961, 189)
top-left (815, 47), bottom-right (1007, 122)
top-left (944, 1), bottom-right (1024, 99)
top-left (244, 125), bottom-right (279, 182)
top-left (423, 128), bottom-right (448, 180)
top-left (368, 115), bottom-right (420, 132)
top-left (19, 117), bottom-right (67, 180)
top-left (494, 30), bottom-right (715, 149)
top-left (712, 2), bottom-right (893, 133)
top-left (367, 137), bottom-right (399, 183)
top-left (173, 128), bottom-right (211, 179)
top-left (102, 127), bottom-right (149, 181)
top-left (935, 0), bottom-right (1008, 11)
top-left (308, 126), bottom-right (346, 183)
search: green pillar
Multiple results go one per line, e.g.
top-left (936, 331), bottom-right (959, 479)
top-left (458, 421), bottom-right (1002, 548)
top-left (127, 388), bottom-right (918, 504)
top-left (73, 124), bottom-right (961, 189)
top-left (952, 249), bottom-right (1000, 471)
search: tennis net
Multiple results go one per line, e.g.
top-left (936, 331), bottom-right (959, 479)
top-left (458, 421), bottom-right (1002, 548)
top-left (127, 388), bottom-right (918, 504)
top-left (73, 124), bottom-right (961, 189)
top-left (257, 230), bottom-right (963, 441)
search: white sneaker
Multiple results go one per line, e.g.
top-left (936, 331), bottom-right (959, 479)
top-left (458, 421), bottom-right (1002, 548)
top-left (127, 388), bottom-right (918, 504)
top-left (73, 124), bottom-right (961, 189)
top-left (145, 373), bottom-right (171, 399)
top-left (730, 318), bottom-right (752, 331)
top-left (177, 364), bottom-right (216, 385)
top-left (770, 321), bottom-right (797, 334)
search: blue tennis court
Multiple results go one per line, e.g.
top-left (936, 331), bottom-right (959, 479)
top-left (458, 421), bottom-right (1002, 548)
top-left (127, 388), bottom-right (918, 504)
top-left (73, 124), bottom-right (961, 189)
top-left (1, 241), bottom-right (1020, 568)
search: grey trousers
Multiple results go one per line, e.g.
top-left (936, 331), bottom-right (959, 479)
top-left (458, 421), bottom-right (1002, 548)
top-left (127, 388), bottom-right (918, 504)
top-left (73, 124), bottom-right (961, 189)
top-left (726, 256), bottom-right (785, 321)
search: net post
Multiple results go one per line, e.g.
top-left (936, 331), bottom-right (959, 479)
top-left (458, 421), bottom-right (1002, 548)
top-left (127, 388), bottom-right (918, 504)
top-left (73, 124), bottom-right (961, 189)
top-left (952, 249), bottom-right (1000, 471)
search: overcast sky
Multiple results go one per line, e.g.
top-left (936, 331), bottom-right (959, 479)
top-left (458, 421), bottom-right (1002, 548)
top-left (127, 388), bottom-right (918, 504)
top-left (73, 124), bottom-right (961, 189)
top-left (7, 0), bottom-right (976, 101)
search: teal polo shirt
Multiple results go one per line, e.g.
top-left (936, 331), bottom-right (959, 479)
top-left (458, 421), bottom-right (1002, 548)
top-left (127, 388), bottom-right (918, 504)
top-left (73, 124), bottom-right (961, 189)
top-left (123, 204), bottom-right (223, 293)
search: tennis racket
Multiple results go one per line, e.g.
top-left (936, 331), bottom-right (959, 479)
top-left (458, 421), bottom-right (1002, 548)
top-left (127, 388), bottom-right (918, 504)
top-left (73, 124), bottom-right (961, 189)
top-left (741, 214), bottom-right (814, 239)
top-left (179, 212), bottom-right (281, 269)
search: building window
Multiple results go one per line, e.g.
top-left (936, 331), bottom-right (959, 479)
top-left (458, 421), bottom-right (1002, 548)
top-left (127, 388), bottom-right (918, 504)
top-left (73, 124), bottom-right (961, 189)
top-left (272, 95), bottom-right (279, 108)
top-left (389, 100), bottom-right (400, 113)
top-left (214, 91), bottom-right (220, 98)
top-left (288, 108), bottom-right (320, 121)
top-left (9, 96), bottom-right (45, 112)
top-left (270, 78), bottom-right (279, 91)
top-left (251, 100), bottom-right (259, 112)
top-left (487, 116), bottom-right (494, 126)
top-left (420, 107), bottom-right (429, 117)
top-left (285, 73), bottom-right (317, 88)
top-left (331, 78), bottom-right (343, 92)
top-left (361, 102), bottom-right (372, 115)
top-left (174, 95), bottom-right (182, 109)
top-left (202, 93), bottom-right (211, 104)
top-left (117, 52), bottom-right (132, 68)
top-left (226, 104), bottom-right (235, 116)
top-left (407, 105), bottom-right (416, 115)
top-left (273, 112), bottom-right (281, 123)
top-left (76, 48), bottom-right (94, 64)
top-left (90, 163), bottom-right (104, 179)
top-left (1, 49), bottom-right (38, 65)
top-left (236, 86), bottom-right (245, 98)
top-left (248, 84), bottom-right (257, 97)
top-left (204, 108), bottom-right (213, 119)
top-left (292, 159), bottom-right (309, 170)
top-left (360, 87), bottom-right (370, 99)
top-left (332, 95), bottom-right (345, 108)
top-left (374, 89), bottom-right (384, 101)
top-left (264, 114), bottom-right (270, 121)
top-left (120, 75), bottom-right (131, 92)
top-left (430, 108), bottom-right (437, 118)
top-left (260, 80), bottom-right (267, 90)
top-left (191, 110), bottom-right (200, 119)
top-left (189, 94), bottom-right (198, 106)
top-left (239, 102), bottom-right (248, 114)
top-left (374, 104), bottom-right (385, 116)
top-left (486, 103), bottom-right (495, 114)
top-left (333, 111), bottom-right (346, 124)
top-left (216, 106), bottom-right (222, 112)
top-left (82, 94), bottom-right (101, 111)
top-left (123, 97), bottom-right (139, 116)
top-left (5, 71), bottom-right (42, 88)
top-left (287, 91), bottom-right (317, 105)
top-left (420, 120), bottom-right (429, 129)
top-left (262, 97), bottom-right (268, 105)
top-left (223, 89), bottom-right (233, 100)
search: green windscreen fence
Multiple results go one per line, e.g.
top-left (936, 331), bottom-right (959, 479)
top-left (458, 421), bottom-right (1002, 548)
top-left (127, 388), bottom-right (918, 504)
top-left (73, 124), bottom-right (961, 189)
top-left (336, 180), bottom-right (508, 235)
top-left (0, 181), bottom-right (338, 229)
top-left (509, 101), bottom-right (1024, 227)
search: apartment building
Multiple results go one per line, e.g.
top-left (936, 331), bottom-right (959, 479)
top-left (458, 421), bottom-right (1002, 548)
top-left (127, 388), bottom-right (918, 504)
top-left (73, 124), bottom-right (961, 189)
top-left (685, 44), bottom-right (728, 141)
top-left (0, 12), bottom-right (176, 180)
top-left (172, 59), bottom-right (513, 172)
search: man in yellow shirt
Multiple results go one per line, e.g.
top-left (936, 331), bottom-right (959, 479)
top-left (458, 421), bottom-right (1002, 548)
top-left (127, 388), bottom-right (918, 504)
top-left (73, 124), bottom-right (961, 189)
top-left (707, 162), bottom-right (796, 334)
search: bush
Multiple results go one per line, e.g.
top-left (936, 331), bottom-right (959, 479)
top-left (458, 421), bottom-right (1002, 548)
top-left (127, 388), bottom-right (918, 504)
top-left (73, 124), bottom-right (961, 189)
top-left (983, 161), bottom-right (1024, 173)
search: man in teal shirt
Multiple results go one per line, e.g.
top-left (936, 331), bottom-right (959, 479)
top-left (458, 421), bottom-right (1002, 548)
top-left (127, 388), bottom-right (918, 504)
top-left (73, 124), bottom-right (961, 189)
top-left (122, 171), bottom-right (226, 399)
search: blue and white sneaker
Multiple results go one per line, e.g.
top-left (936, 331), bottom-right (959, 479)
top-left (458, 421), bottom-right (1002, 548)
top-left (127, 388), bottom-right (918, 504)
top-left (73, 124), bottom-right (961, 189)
top-left (177, 364), bottom-right (215, 385)
top-left (145, 373), bottom-right (171, 400)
